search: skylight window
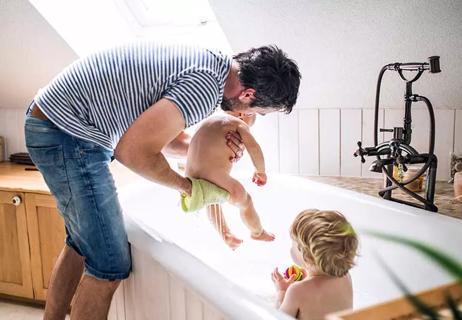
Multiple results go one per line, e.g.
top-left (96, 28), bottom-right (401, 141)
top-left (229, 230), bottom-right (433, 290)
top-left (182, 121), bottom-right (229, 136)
top-left (124, 0), bottom-right (215, 27)
top-left (28, 0), bottom-right (231, 56)
top-left (119, 0), bottom-right (231, 52)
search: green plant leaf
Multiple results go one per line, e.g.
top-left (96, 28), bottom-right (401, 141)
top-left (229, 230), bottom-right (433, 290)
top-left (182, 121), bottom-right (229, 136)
top-left (363, 230), bottom-right (462, 286)
top-left (374, 253), bottom-right (440, 320)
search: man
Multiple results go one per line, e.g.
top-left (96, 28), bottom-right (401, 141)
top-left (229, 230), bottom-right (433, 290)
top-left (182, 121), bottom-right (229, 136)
top-left (25, 42), bottom-right (300, 319)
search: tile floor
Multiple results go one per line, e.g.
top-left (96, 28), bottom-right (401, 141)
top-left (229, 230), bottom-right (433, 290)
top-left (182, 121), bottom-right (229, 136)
top-left (306, 176), bottom-right (462, 219)
top-left (0, 300), bottom-right (70, 320)
top-left (0, 300), bottom-right (45, 320)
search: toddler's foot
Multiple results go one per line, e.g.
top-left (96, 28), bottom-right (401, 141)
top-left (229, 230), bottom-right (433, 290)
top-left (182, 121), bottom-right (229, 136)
top-left (223, 232), bottom-right (243, 250)
top-left (251, 229), bottom-right (275, 242)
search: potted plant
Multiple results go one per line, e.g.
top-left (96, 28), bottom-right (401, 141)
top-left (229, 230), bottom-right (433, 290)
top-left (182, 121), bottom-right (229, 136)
top-left (327, 231), bottom-right (462, 320)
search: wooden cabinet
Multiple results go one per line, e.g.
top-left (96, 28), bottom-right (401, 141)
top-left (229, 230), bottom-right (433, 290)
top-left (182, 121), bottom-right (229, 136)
top-left (0, 190), bottom-right (33, 298)
top-left (25, 193), bottom-right (65, 301)
top-left (0, 161), bottom-right (133, 302)
top-left (0, 163), bottom-right (65, 302)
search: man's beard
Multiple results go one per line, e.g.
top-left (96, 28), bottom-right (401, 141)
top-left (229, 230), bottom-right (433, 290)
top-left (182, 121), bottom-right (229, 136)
top-left (220, 97), bottom-right (232, 111)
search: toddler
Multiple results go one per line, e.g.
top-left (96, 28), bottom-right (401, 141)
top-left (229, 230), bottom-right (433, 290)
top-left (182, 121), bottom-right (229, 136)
top-left (272, 209), bottom-right (358, 320)
top-left (185, 111), bottom-right (274, 249)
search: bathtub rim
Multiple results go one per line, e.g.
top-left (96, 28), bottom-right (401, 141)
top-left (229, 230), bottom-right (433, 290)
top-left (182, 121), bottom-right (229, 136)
top-left (124, 213), bottom-right (295, 320)
top-left (118, 172), bottom-right (460, 319)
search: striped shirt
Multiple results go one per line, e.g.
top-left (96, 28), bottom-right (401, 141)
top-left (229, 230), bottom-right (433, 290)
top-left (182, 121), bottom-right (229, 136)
top-left (34, 42), bottom-right (232, 150)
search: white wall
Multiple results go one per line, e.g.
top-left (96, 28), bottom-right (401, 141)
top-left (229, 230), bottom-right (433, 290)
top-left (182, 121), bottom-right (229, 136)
top-left (210, 0), bottom-right (462, 180)
top-left (0, 0), bottom-right (78, 110)
top-left (233, 107), bottom-right (460, 181)
top-left (209, 0), bottom-right (462, 110)
top-left (0, 0), bottom-right (78, 157)
top-left (1, 0), bottom-right (460, 181)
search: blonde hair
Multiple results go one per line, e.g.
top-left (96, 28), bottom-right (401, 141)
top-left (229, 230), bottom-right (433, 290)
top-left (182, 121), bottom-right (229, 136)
top-left (290, 209), bottom-right (358, 277)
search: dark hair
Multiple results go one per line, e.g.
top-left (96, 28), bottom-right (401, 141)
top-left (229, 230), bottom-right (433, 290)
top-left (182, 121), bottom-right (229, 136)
top-left (233, 45), bottom-right (301, 113)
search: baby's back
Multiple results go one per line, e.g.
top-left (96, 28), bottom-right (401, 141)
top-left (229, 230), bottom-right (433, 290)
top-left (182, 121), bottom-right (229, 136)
top-left (296, 275), bottom-right (353, 320)
top-left (185, 114), bottom-right (242, 178)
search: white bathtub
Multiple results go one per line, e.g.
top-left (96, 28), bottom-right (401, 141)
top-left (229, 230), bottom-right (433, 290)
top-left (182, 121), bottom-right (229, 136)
top-left (108, 172), bottom-right (462, 320)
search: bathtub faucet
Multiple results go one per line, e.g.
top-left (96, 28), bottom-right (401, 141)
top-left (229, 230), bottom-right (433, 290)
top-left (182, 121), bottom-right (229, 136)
top-left (354, 56), bottom-right (441, 212)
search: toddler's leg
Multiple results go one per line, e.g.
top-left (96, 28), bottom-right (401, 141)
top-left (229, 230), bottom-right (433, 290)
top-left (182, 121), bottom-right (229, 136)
top-left (207, 204), bottom-right (243, 250)
top-left (220, 177), bottom-right (275, 241)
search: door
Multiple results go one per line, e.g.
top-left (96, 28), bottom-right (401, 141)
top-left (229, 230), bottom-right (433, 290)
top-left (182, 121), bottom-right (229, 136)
top-left (0, 190), bottom-right (33, 298)
top-left (25, 193), bottom-right (65, 300)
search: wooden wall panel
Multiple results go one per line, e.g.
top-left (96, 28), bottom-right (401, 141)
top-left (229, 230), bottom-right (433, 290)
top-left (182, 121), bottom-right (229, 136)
top-left (299, 109), bottom-right (319, 176)
top-left (319, 109), bottom-right (340, 176)
top-left (340, 109), bottom-right (362, 176)
top-left (361, 109), bottom-right (384, 178)
top-left (279, 111), bottom-right (299, 174)
top-left (252, 113), bottom-right (280, 172)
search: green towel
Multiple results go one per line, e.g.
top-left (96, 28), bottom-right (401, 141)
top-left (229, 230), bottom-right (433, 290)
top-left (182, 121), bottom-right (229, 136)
top-left (181, 178), bottom-right (230, 212)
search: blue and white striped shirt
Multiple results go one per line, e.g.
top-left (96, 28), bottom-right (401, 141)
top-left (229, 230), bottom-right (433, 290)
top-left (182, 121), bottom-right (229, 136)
top-left (34, 42), bottom-right (232, 150)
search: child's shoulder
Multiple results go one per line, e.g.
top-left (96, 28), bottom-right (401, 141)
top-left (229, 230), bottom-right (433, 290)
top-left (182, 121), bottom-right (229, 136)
top-left (288, 280), bottom-right (309, 293)
top-left (287, 275), bottom-right (342, 296)
top-left (208, 113), bottom-right (244, 124)
top-left (285, 279), bottom-right (316, 302)
top-left (296, 274), bottom-right (352, 296)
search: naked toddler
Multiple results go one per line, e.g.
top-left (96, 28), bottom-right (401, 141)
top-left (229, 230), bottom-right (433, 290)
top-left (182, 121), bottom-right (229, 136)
top-left (185, 111), bottom-right (275, 249)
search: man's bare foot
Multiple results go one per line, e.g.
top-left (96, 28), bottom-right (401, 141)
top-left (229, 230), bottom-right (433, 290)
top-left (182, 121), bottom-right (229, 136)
top-left (223, 232), bottom-right (243, 250)
top-left (251, 229), bottom-right (275, 241)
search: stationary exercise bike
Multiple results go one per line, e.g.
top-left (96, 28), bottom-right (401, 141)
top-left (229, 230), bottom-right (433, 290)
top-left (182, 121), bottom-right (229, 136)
top-left (354, 56), bottom-right (441, 212)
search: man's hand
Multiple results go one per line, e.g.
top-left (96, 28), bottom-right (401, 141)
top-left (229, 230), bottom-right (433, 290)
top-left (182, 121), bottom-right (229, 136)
top-left (252, 172), bottom-right (267, 186)
top-left (226, 131), bottom-right (245, 162)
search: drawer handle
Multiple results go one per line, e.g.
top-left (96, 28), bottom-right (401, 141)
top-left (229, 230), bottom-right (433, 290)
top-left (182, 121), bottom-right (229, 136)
top-left (11, 196), bottom-right (22, 206)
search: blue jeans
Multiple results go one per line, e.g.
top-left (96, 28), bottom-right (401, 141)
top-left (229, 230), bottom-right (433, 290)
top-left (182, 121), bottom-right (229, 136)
top-left (25, 115), bottom-right (131, 280)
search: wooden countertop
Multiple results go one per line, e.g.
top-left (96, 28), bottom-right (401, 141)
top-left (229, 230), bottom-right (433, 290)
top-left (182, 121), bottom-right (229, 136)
top-left (0, 162), bottom-right (50, 194)
top-left (0, 161), bottom-right (143, 195)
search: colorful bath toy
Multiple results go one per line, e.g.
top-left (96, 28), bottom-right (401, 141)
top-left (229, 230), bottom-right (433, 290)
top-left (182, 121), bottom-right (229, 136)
top-left (284, 265), bottom-right (303, 281)
top-left (181, 178), bottom-right (230, 212)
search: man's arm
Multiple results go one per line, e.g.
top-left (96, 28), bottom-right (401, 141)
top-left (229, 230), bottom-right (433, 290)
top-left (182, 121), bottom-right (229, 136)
top-left (162, 131), bottom-right (191, 158)
top-left (114, 98), bottom-right (192, 195)
top-left (236, 123), bottom-right (265, 173)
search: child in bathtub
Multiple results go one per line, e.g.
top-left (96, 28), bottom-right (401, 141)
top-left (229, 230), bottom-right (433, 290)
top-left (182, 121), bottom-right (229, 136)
top-left (271, 209), bottom-right (358, 320)
top-left (185, 111), bottom-right (275, 249)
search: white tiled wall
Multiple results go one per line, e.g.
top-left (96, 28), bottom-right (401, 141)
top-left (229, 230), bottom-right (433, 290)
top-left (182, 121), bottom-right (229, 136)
top-left (0, 106), bottom-right (460, 180)
top-left (252, 107), bottom-right (460, 181)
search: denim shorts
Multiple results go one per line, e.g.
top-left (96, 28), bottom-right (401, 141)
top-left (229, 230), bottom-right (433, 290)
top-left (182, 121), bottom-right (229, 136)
top-left (25, 114), bottom-right (131, 280)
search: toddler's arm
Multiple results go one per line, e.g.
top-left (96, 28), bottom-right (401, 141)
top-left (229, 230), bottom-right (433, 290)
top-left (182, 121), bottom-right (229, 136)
top-left (279, 285), bottom-right (300, 317)
top-left (271, 268), bottom-right (299, 316)
top-left (236, 123), bottom-right (266, 182)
